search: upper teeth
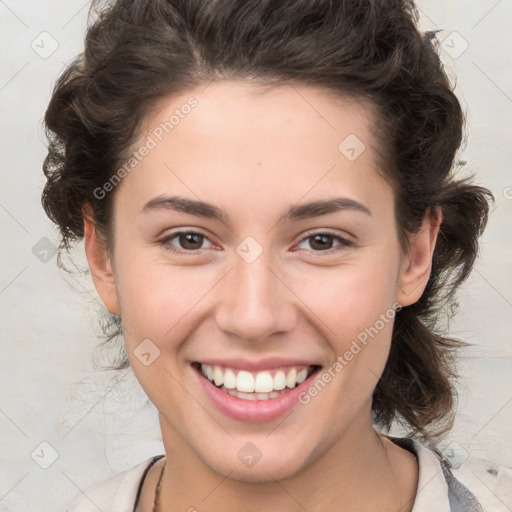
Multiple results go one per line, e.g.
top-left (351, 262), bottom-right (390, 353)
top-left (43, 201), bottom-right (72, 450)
top-left (200, 364), bottom-right (310, 393)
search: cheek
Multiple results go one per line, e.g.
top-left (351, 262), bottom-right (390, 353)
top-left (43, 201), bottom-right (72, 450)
top-left (301, 262), bottom-right (399, 413)
top-left (290, 250), bottom-right (401, 402)
top-left (298, 254), bottom-right (400, 338)
top-left (113, 251), bottom-right (222, 349)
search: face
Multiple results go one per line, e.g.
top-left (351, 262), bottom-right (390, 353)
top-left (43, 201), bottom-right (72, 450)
top-left (85, 80), bottom-right (438, 482)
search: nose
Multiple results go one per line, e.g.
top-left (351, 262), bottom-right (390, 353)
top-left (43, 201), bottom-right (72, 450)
top-left (214, 248), bottom-right (298, 343)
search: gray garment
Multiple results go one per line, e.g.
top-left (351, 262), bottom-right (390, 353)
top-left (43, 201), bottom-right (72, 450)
top-left (394, 437), bottom-right (483, 512)
top-left (441, 459), bottom-right (483, 512)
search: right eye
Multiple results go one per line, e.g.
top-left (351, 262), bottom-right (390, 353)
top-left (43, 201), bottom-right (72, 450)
top-left (158, 230), bottom-right (215, 254)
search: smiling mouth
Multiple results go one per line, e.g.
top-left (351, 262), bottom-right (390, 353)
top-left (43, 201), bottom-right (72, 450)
top-left (192, 362), bottom-right (322, 401)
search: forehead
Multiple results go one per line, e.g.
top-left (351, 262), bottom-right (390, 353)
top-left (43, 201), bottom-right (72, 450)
top-left (143, 80), bottom-right (377, 154)
top-left (113, 80), bottom-right (391, 222)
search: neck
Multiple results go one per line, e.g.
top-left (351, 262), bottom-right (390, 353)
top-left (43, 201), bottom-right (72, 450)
top-left (156, 412), bottom-right (418, 512)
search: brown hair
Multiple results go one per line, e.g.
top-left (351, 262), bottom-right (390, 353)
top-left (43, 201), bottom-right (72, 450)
top-left (41, 0), bottom-right (493, 442)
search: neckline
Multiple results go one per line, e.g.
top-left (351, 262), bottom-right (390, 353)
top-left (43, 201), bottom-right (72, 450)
top-left (132, 438), bottom-right (419, 511)
top-left (132, 454), bottom-right (165, 512)
top-left (132, 438), bottom-right (418, 511)
top-left (132, 438), bottom-right (435, 512)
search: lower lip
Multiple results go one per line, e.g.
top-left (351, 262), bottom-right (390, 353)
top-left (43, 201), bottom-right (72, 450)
top-left (195, 365), bottom-right (320, 423)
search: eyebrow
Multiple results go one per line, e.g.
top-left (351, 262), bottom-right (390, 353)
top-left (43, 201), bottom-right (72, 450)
top-left (141, 195), bottom-right (372, 222)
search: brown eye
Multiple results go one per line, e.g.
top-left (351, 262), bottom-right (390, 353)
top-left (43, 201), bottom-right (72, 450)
top-left (308, 234), bottom-right (335, 251)
top-left (296, 231), bottom-right (352, 253)
top-left (159, 230), bottom-right (214, 253)
top-left (178, 232), bottom-right (205, 250)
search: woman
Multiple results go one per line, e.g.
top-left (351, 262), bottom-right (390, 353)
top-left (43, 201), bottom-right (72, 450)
top-left (41, 0), bottom-right (509, 510)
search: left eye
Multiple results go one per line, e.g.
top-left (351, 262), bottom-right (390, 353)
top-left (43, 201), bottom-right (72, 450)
top-left (296, 233), bottom-right (351, 252)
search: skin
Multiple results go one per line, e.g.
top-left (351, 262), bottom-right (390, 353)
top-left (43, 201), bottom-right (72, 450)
top-left (84, 80), bottom-right (441, 511)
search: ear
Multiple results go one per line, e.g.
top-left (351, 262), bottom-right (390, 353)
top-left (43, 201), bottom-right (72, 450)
top-left (396, 207), bottom-right (442, 307)
top-left (83, 206), bottom-right (120, 314)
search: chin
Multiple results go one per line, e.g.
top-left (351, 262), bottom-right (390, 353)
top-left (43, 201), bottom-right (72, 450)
top-left (207, 450), bottom-right (311, 483)
top-left (191, 432), bottom-right (320, 483)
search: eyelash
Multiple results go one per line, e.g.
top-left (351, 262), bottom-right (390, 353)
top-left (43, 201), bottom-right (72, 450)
top-left (158, 229), bottom-right (353, 255)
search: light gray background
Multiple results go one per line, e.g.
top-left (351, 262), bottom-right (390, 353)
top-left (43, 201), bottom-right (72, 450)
top-left (0, 1), bottom-right (511, 511)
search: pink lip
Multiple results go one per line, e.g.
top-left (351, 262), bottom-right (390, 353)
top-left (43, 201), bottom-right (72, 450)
top-left (197, 357), bottom-right (319, 372)
top-left (194, 364), bottom-right (320, 423)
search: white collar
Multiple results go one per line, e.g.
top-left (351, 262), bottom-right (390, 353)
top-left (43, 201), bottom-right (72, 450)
top-left (68, 442), bottom-right (457, 512)
top-left (409, 440), bottom-right (451, 512)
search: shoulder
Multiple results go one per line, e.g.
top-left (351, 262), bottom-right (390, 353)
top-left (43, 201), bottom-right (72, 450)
top-left (388, 436), bottom-right (512, 511)
top-left (65, 456), bottom-right (163, 512)
top-left (451, 456), bottom-right (512, 512)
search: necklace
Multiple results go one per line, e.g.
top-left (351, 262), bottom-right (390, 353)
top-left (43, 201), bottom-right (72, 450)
top-left (152, 457), bottom-right (166, 512)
